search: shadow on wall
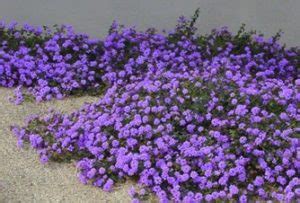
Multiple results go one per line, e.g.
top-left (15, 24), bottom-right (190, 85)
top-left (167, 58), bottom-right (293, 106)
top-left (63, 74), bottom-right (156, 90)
top-left (0, 0), bottom-right (299, 46)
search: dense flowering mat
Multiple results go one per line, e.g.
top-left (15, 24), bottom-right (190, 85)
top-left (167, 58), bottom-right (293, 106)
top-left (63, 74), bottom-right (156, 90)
top-left (2, 12), bottom-right (300, 202)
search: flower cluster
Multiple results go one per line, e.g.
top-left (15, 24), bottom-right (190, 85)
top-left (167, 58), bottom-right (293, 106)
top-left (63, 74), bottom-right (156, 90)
top-left (0, 22), bottom-right (103, 102)
top-left (7, 14), bottom-right (300, 202)
top-left (2, 19), bottom-right (298, 103)
top-left (13, 69), bottom-right (299, 202)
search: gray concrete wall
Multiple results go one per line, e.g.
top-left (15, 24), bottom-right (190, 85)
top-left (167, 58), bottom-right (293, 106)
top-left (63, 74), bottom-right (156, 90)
top-left (0, 0), bottom-right (299, 46)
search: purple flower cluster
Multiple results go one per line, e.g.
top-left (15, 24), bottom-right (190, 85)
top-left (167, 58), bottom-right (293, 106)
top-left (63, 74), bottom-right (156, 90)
top-left (2, 20), bottom-right (298, 104)
top-left (12, 69), bottom-right (299, 202)
top-left (0, 22), bottom-right (102, 102)
top-left (7, 15), bottom-right (300, 202)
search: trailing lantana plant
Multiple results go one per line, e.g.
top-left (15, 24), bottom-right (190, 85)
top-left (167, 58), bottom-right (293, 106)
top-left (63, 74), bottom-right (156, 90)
top-left (3, 10), bottom-right (300, 202)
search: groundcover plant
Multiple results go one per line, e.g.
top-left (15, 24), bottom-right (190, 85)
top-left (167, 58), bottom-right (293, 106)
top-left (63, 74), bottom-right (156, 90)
top-left (2, 11), bottom-right (300, 202)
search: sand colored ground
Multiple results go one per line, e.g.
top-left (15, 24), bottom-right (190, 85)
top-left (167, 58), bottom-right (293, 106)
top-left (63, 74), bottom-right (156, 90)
top-left (0, 88), bottom-right (134, 203)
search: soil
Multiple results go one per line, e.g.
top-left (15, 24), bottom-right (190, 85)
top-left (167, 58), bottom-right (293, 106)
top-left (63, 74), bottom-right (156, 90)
top-left (0, 88), bottom-right (133, 203)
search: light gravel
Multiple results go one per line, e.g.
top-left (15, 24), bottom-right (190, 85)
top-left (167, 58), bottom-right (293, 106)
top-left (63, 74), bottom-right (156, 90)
top-left (0, 88), bottom-right (133, 203)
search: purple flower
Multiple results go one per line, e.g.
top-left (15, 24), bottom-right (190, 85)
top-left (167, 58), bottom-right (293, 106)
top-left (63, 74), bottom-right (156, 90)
top-left (253, 176), bottom-right (264, 186)
top-left (187, 124), bottom-right (195, 133)
top-left (103, 179), bottom-right (114, 192)
top-left (229, 185), bottom-right (239, 195)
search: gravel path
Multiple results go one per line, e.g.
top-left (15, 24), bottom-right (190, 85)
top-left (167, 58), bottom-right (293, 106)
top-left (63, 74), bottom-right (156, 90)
top-left (0, 88), bottom-right (132, 203)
